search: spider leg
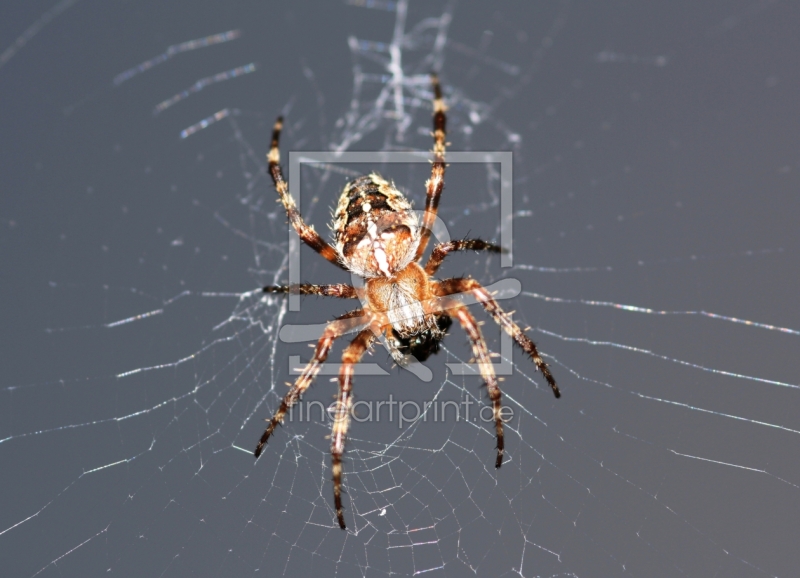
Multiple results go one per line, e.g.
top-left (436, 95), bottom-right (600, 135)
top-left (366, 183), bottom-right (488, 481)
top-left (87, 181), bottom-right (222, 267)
top-left (437, 278), bottom-right (561, 398)
top-left (267, 117), bottom-right (346, 269)
top-left (444, 300), bottom-right (506, 468)
top-left (424, 239), bottom-right (504, 276)
top-left (414, 74), bottom-right (447, 262)
top-left (253, 309), bottom-right (365, 458)
top-left (331, 328), bottom-right (374, 529)
top-left (263, 283), bottom-right (358, 298)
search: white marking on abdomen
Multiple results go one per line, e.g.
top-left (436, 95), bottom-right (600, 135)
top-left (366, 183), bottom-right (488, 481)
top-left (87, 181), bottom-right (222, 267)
top-left (374, 245), bottom-right (391, 276)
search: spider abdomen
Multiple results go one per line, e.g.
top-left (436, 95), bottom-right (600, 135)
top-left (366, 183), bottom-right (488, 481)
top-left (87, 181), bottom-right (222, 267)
top-left (332, 173), bottom-right (420, 278)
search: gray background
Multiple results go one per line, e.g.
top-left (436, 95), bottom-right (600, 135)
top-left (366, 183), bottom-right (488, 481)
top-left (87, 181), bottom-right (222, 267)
top-left (2, 1), bottom-right (799, 576)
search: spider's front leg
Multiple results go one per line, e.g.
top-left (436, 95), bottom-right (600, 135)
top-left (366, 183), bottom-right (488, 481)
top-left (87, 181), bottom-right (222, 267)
top-left (437, 278), bottom-right (561, 398)
top-left (444, 299), bottom-right (507, 468)
top-left (331, 328), bottom-right (375, 529)
top-left (254, 310), bottom-right (365, 458)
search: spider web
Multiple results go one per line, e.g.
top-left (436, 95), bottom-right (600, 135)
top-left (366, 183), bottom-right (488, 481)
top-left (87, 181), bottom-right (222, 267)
top-left (2, 0), bottom-right (800, 576)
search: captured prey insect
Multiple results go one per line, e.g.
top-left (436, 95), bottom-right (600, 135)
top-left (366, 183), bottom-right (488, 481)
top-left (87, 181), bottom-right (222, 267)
top-left (254, 75), bottom-right (560, 530)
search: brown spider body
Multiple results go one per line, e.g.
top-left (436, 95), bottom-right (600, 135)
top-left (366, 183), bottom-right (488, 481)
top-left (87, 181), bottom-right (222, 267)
top-left (334, 172), bottom-right (448, 352)
top-left (333, 173), bottom-right (421, 280)
top-left (256, 75), bottom-right (560, 530)
top-left (366, 261), bottom-right (440, 338)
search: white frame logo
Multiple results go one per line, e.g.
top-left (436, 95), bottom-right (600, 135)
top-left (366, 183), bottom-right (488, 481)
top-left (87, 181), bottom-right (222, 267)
top-left (278, 150), bottom-right (516, 382)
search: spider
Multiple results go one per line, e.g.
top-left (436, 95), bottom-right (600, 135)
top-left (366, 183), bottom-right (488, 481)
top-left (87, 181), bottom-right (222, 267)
top-left (254, 75), bottom-right (560, 530)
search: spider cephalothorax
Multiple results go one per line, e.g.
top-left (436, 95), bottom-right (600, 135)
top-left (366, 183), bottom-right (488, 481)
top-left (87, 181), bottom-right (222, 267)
top-left (255, 75), bottom-right (560, 530)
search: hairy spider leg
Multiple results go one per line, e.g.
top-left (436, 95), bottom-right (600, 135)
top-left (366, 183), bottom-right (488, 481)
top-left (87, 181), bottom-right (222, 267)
top-left (254, 310), bottom-right (365, 458)
top-left (263, 283), bottom-right (359, 299)
top-left (444, 299), bottom-right (506, 468)
top-left (424, 239), bottom-right (504, 276)
top-left (331, 328), bottom-right (375, 529)
top-left (267, 117), bottom-right (346, 269)
top-left (414, 74), bottom-right (448, 262)
top-left (437, 278), bottom-right (561, 399)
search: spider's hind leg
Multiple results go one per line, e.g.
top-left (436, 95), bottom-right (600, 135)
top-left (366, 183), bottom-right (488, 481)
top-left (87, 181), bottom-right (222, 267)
top-left (267, 116), bottom-right (345, 269)
top-left (414, 74), bottom-right (448, 262)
